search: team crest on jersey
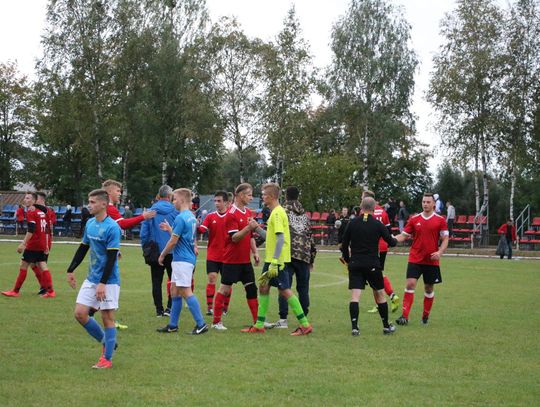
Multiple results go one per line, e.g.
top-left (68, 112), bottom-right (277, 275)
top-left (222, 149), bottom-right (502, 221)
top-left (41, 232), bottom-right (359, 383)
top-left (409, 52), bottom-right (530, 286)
top-left (213, 220), bottom-right (216, 224)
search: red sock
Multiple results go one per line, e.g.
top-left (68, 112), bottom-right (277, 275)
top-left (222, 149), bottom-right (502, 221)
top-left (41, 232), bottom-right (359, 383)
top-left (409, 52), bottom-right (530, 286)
top-left (166, 279), bottom-right (171, 297)
top-left (42, 270), bottom-right (53, 291)
top-left (423, 292), bottom-right (435, 318)
top-left (247, 298), bottom-right (259, 324)
top-left (206, 283), bottom-right (216, 309)
top-left (402, 290), bottom-right (415, 319)
top-left (224, 286), bottom-right (232, 311)
top-left (14, 268), bottom-right (28, 292)
top-left (213, 292), bottom-right (226, 324)
top-left (383, 275), bottom-right (394, 297)
top-left (32, 265), bottom-right (45, 288)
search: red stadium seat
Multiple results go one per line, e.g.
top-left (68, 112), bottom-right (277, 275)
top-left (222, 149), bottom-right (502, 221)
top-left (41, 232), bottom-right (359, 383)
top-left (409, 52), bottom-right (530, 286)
top-left (311, 212), bottom-right (321, 221)
top-left (466, 215), bottom-right (476, 224)
top-left (305, 211), bottom-right (311, 220)
top-left (320, 212), bottom-right (329, 222)
top-left (532, 217), bottom-right (540, 227)
top-left (456, 215), bottom-right (467, 225)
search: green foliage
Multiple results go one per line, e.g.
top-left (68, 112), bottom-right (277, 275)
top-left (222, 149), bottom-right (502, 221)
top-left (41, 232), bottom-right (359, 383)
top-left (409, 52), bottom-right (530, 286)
top-left (0, 61), bottom-right (35, 190)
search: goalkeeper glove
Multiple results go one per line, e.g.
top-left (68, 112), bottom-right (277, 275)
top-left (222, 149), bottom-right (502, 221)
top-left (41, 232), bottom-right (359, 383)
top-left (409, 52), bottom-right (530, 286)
top-left (257, 272), bottom-right (270, 286)
top-left (267, 259), bottom-right (280, 278)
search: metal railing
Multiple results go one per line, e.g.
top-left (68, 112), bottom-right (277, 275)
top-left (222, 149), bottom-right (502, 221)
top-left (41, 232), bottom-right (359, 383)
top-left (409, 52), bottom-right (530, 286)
top-left (515, 204), bottom-right (530, 250)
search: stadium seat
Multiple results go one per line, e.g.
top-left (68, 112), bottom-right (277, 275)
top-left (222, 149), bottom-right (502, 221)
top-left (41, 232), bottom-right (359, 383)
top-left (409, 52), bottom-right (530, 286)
top-left (134, 208), bottom-right (143, 216)
top-left (311, 212), bottom-right (321, 222)
top-left (532, 217), bottom-right (540, 227)
top-left (305, 211), bottom-right (311, 220)
top-left (320, 212), bottom-right (329, 222)
top-left (456, 215), bottom-right (467, 225)
top-left (466, 215), bottom-right (476, 224)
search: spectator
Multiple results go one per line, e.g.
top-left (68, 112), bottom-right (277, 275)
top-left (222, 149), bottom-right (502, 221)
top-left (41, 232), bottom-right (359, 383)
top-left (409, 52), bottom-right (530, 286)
top-left (124, 205), bottom-right (133, 240)
top-left (80, 205), bottom-right (91, 236)
top-left (15, 204), bottom-right (25, 235)
top-left (140, 185), bottom-right (179, 317)
top-left (446, 201), bottom-right (456, 237)
top-left (397, 201), bottom-right (409, 232)
top-left (261, 205), bottom-right (271, 223)
top-left (63, 204), bottom-right (73, 236)
top-left (326, 209), bottom-right (337, 244)
top-left (192, 193), bottom-right (200, 211)
top-left (337, 207), bottom-right (350, 248)
top-left (434, 194), bottom-right (444, 215)
top-left (497, 218), bottom-right (517, 260)
top-left (385, 197), bottom-right (398, 225)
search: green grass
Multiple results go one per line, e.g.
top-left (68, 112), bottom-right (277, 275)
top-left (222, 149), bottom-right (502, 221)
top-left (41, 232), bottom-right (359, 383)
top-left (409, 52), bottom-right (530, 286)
top-left (0, 241), bottom-right (539, 406)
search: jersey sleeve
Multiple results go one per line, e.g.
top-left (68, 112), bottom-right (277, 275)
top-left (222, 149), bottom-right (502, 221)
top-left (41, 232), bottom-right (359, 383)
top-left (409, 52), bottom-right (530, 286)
top-left (272, 210), bottom-right (286, 235)
top-left (82, 223), bottom-right (90, 245)
top-left (26, 210), bottom-right (36, 224)
top-left (199, 213), bottom-right (212, 232)
top-left (402, 217), bottom-right (415, 236)
top-left (439, 217), bottom-right (449, 237)
top-left (172, 215), bottom-right (185, 237)
top-left (107, 224), bottom-right (121, 250)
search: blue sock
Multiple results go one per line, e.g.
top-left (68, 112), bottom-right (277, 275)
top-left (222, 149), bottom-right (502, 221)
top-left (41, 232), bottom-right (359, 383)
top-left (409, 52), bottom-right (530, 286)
top-left (186, 295), bottom-right (205, 327)
top-left (83, 318), bottom-right (104, 343)
top-left (169, 297), bottom-right (182, 328)
top-left (104, 327), bottom-right (116, 361)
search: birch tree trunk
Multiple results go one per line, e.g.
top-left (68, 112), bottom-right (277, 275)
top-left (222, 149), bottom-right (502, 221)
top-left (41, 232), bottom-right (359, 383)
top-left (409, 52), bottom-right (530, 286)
top-left (161, 152), bottom-right (167, 185)
top-left (474, 154), bottom-right (480, 214)
top-left (121, 150), bottom-right (129, 205)
top-left (509, 164), bottom-right (516, 221)
top-left (361, 122), bottom-right (369, 190)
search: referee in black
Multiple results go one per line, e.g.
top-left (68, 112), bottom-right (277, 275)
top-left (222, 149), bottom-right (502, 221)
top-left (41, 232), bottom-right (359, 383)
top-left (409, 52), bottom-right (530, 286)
top-left (341, 196), bottom-right (398, 336)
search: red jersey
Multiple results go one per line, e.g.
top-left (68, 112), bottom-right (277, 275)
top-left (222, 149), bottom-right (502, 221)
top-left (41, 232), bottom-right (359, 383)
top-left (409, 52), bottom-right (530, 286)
top-left (46, 207), bottom-right (56, 250)
top-left (16, 207), bottom-right (25, 222)
top-left (223, 204), bottom-right (253, 264)
top-left (25, 208), bottom-right (49, 252)
top-left (373, 205), bottom-right (391, 252)
top-left (199, 211), bottom-right (228, 262)
top-left (107, 203), bottom-right (145, 230)
top-left (403, 213), bottom-right (449, 266)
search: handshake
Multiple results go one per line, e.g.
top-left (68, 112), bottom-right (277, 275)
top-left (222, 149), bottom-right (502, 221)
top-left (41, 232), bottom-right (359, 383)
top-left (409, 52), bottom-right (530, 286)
top-left (257, 259), bottom-right (280, 286)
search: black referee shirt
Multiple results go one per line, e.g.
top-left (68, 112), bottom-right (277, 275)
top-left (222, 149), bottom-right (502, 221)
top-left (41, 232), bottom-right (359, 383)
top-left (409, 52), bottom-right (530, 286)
top-left (341, 213), bottom-right (397, 268)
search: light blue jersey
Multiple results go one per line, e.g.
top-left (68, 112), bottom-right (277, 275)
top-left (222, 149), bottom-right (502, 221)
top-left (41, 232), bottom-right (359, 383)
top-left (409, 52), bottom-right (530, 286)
top-left (172, 210), bottom-right (197, 265)
top-left (82, 216), bottom-right (122, 285)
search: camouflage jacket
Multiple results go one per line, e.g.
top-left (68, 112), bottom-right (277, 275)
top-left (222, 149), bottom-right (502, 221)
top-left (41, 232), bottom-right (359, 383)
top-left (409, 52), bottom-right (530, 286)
top-left (284, 200), bottom-right (317, 264)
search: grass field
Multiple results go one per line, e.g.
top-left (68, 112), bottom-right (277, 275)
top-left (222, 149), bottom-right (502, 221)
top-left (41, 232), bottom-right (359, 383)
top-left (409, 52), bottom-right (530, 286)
top-left (0, 241), bottom-right (539, 407)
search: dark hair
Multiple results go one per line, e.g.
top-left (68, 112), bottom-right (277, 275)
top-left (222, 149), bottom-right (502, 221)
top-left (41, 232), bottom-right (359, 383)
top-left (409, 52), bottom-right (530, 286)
top-left (423, 192), bottom-right (435, 200)
top-left (26, 191), bottom-right (38, 201)
top-left (215, 190), bottom-right (228, 201)
top-left (36, 191), bottom-right (47, 200)
top-left (88, 189), bottom-right (109, 202)
top-left (285, 186), bottom-right (299, 201)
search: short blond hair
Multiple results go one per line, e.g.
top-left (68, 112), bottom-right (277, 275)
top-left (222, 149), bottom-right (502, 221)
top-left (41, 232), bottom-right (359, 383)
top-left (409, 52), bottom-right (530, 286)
top-left (102, 179), bottom-right (122, 189)
top-left (262, 183), bottom-right (280, 199)
top-left (362, 190), bottom-right (375, 199)
top-left (173, 188), bottom-right (192, 204)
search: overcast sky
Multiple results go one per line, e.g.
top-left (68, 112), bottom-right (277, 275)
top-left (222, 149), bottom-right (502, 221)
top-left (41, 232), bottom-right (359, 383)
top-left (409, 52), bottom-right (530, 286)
top-left (1, 0), bottom-right (479, 173)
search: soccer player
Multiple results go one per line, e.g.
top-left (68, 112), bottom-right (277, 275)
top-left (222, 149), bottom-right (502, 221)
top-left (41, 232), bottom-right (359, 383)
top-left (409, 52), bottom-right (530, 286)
top-left (31, 191), bottom-right (56, 296)
top-left (197, 191), bottom-right (231, 316)
top-left (156, 188), bottom-right (208, 335)
top-left (361, 190), bottom-right (400, 314)
top-left (66, 189), bottom-right (121, 369)
top-left (341, 197), bottom-right (398, 336)
top-left (271, 186), bottom-right (316, 329)
top-left (2, 192), bottom-right (52, 298)
top-left (101, 179), bottom-right (156, 229)
top-left (394, 193), bottom-right (449, 326)
top-left (101, 179), bottom-right (156, 329)
top-left (242, 183), bottom-right (313, 335)
top-left (211, 183), bottom-right (260, 331)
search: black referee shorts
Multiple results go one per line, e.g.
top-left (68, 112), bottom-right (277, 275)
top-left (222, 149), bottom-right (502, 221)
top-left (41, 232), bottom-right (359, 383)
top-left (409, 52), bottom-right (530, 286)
top-left (348, 260), bottom-right (384, 290)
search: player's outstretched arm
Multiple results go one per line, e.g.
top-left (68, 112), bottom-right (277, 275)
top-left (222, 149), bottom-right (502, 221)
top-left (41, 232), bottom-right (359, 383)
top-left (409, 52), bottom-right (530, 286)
top-left (66, 243), bottom-right (90, 288)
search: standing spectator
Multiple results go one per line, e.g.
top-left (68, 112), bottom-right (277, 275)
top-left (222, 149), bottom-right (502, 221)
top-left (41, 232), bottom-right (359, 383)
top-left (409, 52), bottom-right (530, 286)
top-left (385, 197), bottom-right (398, 225)
top-left (446, 201), bottom-right (456, 237)
top-left (271, 186), bottom-right (317, 329)
top-left (63, 204), bottom-right (73, 237)
top-left (15, 204), bottom-right (25, 235)
top-left (123, 205), bottom-right (133, 240)
top-left (80, 205), bottom-right (91, 236)
top-left (141, 185), bottom-right (178, 317)
top-left (191, 193), bottom-right (200, 211)
top-left (397, 201), bottom-right (409, 232)
top-left (497, 218), bottom-right (517, 260)
top-left (326, 209), bottom-right (337, 244)
top-left (337, 207), bottom-right (350, 248)
top-left (434, 194), bottom-right (444, 215)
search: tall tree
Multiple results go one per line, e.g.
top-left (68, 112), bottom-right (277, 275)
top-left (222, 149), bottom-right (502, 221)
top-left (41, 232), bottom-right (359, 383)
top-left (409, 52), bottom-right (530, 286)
top-left (204, 18), bottom-right (267, 183)
top-left (499, 0), bottom-right (540, 219)
top-left (327, 0), bottom-right (418, 190)
top-left (429, 0), bottom-right (505, 224)
top-left (0, 62), bottom-right (34, 190)
top-left (261, 6), bottom-right (315, 186)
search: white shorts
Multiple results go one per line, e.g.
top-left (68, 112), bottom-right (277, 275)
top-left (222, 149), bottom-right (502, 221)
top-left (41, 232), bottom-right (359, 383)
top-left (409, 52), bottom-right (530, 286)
top-left (76, 279), bottom-right (120, 310)
top-left (171, 261), bottom-right (195, 287)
